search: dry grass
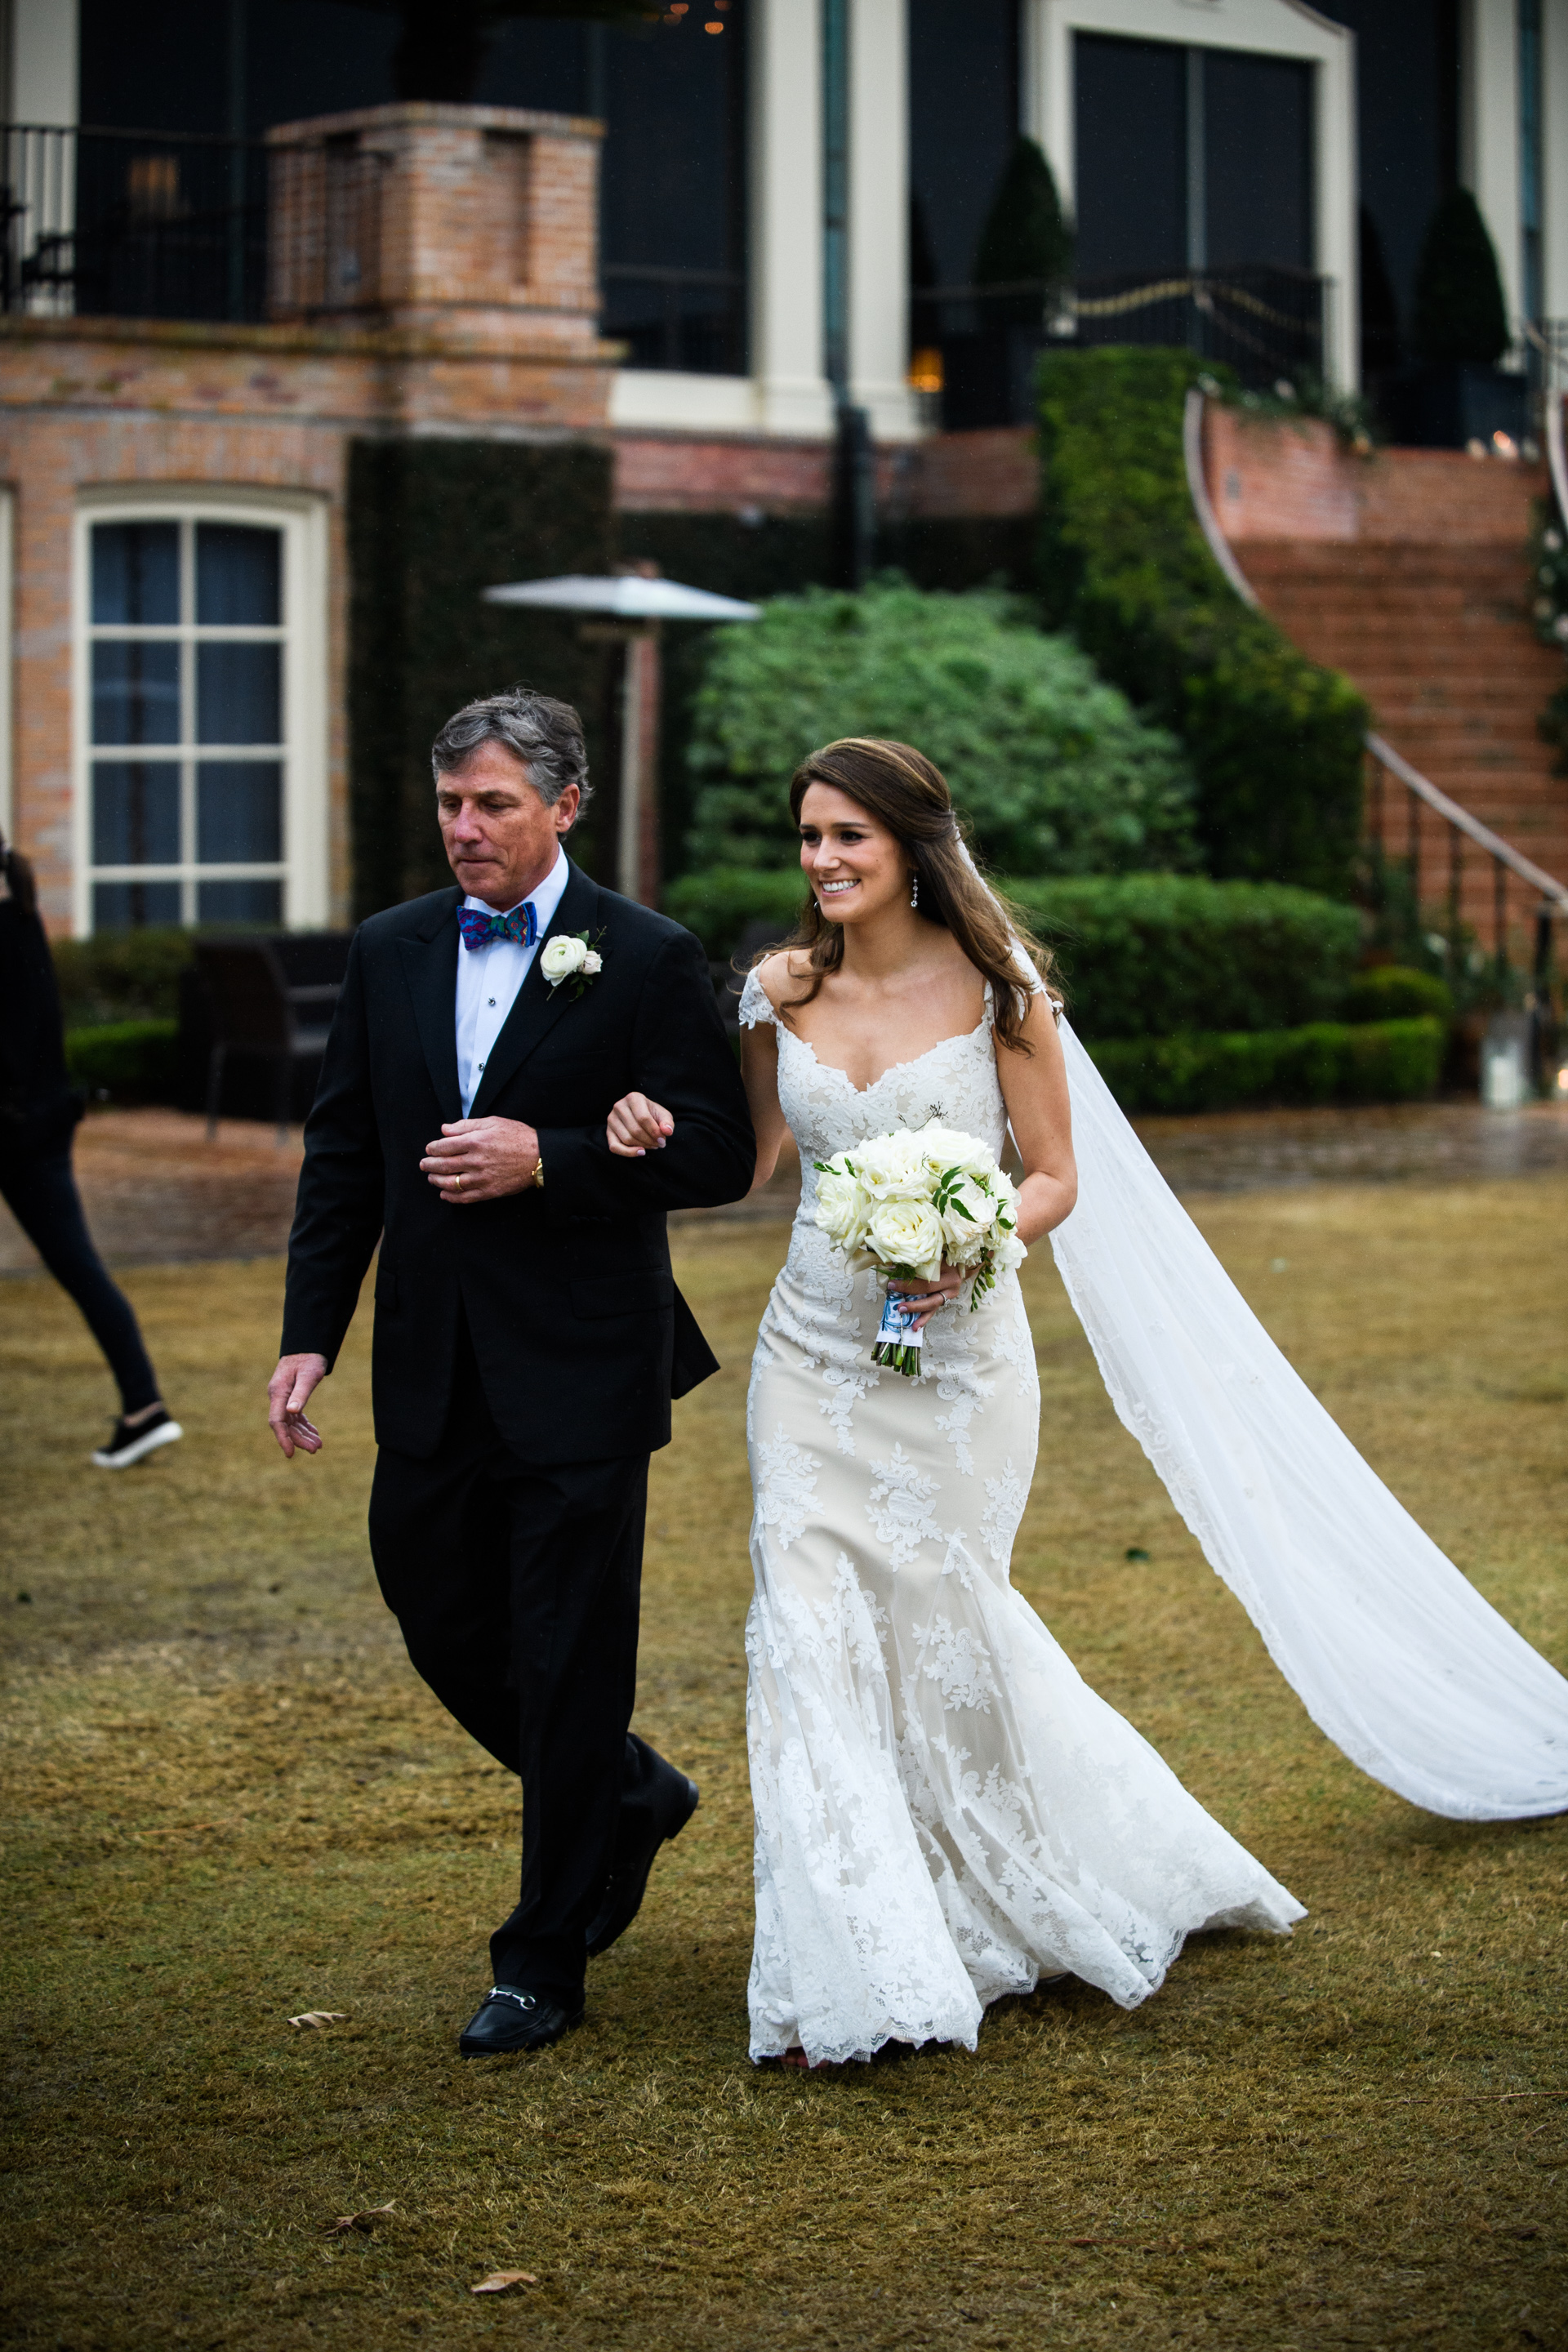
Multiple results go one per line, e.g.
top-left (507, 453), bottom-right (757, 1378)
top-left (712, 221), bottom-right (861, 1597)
top-left (2, 1178), bottom-right (1566, 2352)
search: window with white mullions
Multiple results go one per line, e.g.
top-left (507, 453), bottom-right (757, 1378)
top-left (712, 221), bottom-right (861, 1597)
top-left (87, 515), bottom-right (287, 929)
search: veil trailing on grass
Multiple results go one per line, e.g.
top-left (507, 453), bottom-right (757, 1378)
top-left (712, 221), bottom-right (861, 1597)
top-left (974, 845), bottom-right (1568, 1820)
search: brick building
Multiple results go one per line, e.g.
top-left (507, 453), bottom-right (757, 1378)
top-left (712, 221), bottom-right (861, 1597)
top-left (1, 0), bottom-right (1564, 933)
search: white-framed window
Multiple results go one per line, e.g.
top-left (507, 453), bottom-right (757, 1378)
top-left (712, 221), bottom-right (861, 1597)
top-left (74, 492), bottom-right (327, 934)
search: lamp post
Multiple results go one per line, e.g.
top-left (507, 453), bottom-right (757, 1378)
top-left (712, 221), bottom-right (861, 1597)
top-left (482, 572), bottom-right (760, 906)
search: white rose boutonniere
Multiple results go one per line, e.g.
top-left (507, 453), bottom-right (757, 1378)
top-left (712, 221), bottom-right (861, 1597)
top-left (540, 931), bottom-right (605, 998)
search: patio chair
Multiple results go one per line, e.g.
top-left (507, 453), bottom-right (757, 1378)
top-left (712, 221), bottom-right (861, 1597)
top-left (194, 937), bottom-right (341, 1145)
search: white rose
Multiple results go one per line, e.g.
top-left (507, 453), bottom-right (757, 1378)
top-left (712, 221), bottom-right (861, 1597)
top-left (918, 1124), bottom-right (996, 1180)
top-left (865, 1198), bottom-right (945, 1279)
top-left (814, 1166), bottom-right (868, 1250)
top-left (581, 950), bottom-right (603, 976)
top-left (857, 1129), bottom-right (930, 1200)
top-left (993, 1229), bottom-right (1027, 1276)
top-left (541, 934), bottom-right (588, 983)
top-left (940, 1175), bottom-right (999, 1263)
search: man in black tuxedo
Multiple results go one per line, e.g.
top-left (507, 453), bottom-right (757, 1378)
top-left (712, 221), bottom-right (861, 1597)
top-left (268, 688), bottom-right (755, 2055)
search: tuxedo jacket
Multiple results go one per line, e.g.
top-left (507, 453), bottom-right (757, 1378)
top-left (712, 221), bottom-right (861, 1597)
top-left (280, 862), bottom-right (755, 1463)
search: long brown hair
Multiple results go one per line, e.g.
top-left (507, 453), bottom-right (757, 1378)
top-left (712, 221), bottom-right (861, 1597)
top-left (760, 737), bottom-right (1059, 1054)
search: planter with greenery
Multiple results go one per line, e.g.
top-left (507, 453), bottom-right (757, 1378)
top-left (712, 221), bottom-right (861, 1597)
top-left (683, 581), bottom-right (1199, 880)
top-left (1035, 346), bottom-right (1368, 898)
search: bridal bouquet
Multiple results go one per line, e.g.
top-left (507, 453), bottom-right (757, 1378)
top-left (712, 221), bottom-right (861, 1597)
top-left (812, 1121), bottom-right (1026, 1377)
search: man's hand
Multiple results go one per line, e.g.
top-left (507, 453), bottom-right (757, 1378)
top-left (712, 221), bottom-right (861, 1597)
top-left (420, 1116), bottom-right (541, 1203)
top-left (607, 1094), bottom-right (674, 1158)
top-left (269, 1352), bottom-right (329, 1457)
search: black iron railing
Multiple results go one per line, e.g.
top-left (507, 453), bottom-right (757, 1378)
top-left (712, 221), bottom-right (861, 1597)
top-left (2, 123), bottom-right (269, 323)
top-left (911, 265), bottom-right (1329, 429)
top-left (601, 261), bottom-right (746, 376)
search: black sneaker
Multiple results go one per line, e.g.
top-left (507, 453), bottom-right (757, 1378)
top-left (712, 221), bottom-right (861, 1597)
top-left (91, 1406), bottom-right (183, 1470)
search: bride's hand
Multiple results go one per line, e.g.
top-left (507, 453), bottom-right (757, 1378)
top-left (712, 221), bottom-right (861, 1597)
top-left (607, 1092), bottom-right (674, 1157)
top-left (887, 1262), bottom-right (966, 1331)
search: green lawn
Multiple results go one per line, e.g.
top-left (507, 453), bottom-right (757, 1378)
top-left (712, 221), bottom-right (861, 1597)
top-left (2, 1179), bottom-right (1566, 2350)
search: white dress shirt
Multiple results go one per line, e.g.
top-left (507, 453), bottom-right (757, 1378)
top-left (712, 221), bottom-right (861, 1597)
top-left (454, 849), bottom-right (571, 1117)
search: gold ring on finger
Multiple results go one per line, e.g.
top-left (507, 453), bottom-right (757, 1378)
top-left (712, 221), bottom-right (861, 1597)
top-left (454, 1174), bottom-right (461, 1190)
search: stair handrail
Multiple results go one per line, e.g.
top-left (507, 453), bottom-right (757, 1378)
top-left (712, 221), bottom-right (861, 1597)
top-left (1183, 389), bottom-right (1568, 921)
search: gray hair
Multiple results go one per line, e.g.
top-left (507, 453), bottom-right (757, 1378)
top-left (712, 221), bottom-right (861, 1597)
top-left (430, 688), bottom-right (593, 817)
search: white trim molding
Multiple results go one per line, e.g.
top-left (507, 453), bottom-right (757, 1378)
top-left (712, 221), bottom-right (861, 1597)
top-left (1544, 0), bottom-right (1568, 324)
top-left (72, 488), bottom-right (329, 938)
top-left (1462, 0), bottom-right (1524, 349)
top-left (1022, 0), bottom-right (1359, 388)
top-left (847, 0), bottom-right (919, 439)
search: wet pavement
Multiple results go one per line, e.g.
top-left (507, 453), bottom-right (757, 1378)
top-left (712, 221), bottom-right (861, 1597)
top-left (2, 1098), bottom-right (1566, 1276)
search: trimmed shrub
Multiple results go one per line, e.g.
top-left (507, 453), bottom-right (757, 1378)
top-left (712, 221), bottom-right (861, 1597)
top-left (1339, 964), bottom-right (1454, 1024)
top-left (1410, 189), bottom-right (1510, 367)
top-left (1005, 875), bottom-right (1361, 1037)
top-left (666, 867), bottom-right (1362, 1040)
top-left (1089, 1018), bottom-right (1444, 1114)
top-left (65, 1018), bottom-right (180, 1102)
top-left (51, 926), bottom-right (194, 1030)
top-left (1035, 347), bottom-right (1367, 894)
top-left (684, 581), bottom-right (1199, 878)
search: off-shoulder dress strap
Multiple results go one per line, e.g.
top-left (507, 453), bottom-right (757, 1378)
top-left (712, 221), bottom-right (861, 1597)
top-left (737, 968), bottom-right (777, 1029)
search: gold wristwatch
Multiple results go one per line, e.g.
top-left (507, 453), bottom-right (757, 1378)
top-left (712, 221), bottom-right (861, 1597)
top-left (532, 1149), bottom-right (545, 1190)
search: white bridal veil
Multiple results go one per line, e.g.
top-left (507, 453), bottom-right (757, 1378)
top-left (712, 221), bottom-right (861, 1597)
top-left (962, 832), bottom-right (1568, 1820)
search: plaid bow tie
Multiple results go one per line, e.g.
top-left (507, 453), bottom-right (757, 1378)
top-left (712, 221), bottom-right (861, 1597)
top-left (458, 902), bottom-right (538, 952)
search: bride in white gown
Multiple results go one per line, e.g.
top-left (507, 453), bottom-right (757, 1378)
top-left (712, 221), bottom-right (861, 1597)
top-left (724, 736), bottom-right (1302, 2068)
top-left (610, 736), bottom-right (1567, 2070)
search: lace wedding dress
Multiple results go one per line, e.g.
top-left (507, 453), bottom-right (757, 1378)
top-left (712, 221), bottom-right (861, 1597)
top-left (738, 970), bottom-right (1303, 2067)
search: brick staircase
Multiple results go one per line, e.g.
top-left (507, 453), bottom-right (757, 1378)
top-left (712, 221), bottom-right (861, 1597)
top-left (1209, 429), bottom-right (1568, 942)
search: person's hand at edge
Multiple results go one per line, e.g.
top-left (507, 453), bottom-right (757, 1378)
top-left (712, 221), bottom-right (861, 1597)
top-left (269, 1352), bottom-right (328, 1456)
top-left (607, 1094), bottom-right (674, 1158)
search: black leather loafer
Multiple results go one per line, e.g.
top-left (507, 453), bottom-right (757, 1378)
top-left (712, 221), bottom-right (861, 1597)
top-left (457, 1985), bottom-right (583, 2057)
top-left (586, 1771), bottom-right (700, 1958)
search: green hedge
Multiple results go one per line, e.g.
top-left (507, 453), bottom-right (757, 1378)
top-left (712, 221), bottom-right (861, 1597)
top-left (1089, 1018), bottom-right (1444, 1113)
top-left (1339, 964), bottom-right (1454, 1023)
top-left (1004, 875), bottom-right (1361, 1037)
top-left (64, 1018), bottom-right (180, 1100)
top-left (348, 437), bottom-right (616, 917)
top-left (1035, 347), bottom-right (1368, 896)
top-left (665, 868), bottom-right (1362, 1039)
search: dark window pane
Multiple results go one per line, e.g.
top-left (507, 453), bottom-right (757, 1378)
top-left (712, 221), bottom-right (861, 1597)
top-left (1074, 33), bottom-right (1187, 278)
top-left (91, 521), bottom-right (180, 626)
top-left (908, 0), bottom-right (1019, 288)
top-left (92, 761), bottom-right (180, 865)
top-left (197, 762), bottom-right (283, 863)
top-left (197, 878), bottom-right (282, 926)
top-left (92, 640), bottom-right (180, 745)
top-left (196, 522), bottom-right (282, 625)
top-left (1205, 51), bottom-right (1314, 270)
top-left (93, 879), bottom-right (182, 930)
top-left (197, 642), bottom-right (280, 743)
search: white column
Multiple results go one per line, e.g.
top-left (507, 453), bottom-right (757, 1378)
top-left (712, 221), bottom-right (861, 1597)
top-left (1462, 0), bottom-right (1524, 350)
top-left (10, 0), bottom-right (78, 123)
top-left (1314, 33), bottom-right (1359, 390)
top-left (1539, 0), bottom-right (1568, 321)
top-left (847, 0), bottom-right (916, 438)
top-left (749, 0), bottom-right (834, 435)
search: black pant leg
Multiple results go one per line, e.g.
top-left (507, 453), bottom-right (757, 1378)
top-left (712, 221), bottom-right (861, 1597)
top-left (368, 1324), bottom-right (663, 2009)
top-left (485, 1448), bottom-right (650, 2003)
top-left (0, 1147), bottom-right (159, 1413)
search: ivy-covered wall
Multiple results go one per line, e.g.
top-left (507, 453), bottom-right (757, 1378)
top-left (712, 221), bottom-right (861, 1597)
top-left (347, 438), bottom-right (616, 918)
top-left (1036, 348), bottom-right (1368, 897)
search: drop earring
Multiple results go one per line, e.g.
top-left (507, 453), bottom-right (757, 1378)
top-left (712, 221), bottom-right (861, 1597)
top-left (910, 871), bottom-right (920, 910)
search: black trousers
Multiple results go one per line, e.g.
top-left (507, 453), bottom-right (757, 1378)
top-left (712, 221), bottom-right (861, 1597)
top-left (368, 1321), bottom-right (663, 2006)
top-left (0, 1147), bottom-right (158, 1414)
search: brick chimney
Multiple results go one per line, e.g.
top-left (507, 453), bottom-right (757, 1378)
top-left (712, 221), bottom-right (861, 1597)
top-left (266, 101), bottom-right (604, 357)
